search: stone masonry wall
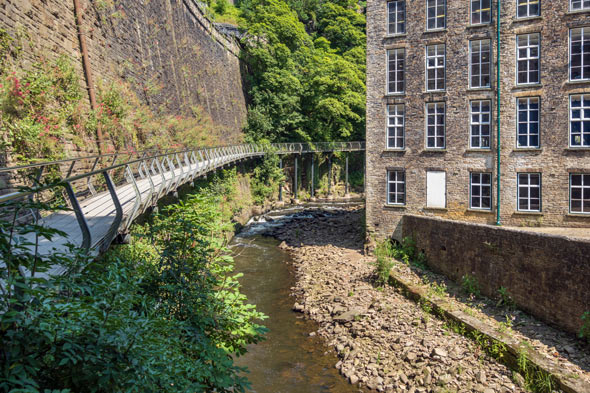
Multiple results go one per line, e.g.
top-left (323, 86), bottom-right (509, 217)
top-left (0, 0), bottom-right (247, 153)
top-left (403, 214), bottom-right (590, 334)
top-left (366, 0), bottom-right (590, 240)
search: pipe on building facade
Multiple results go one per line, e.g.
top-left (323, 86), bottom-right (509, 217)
top-left (73, 0), bottom-right (103, 153)
top-left (496, 0), bottom-right (502, 226)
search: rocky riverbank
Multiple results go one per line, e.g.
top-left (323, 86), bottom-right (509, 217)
top-left (266, 207), bottom-right (527, 392)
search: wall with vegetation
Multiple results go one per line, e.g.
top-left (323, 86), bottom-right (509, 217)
top-left (402, 214), bottom-right (590, 335)
top-left (0, 0), bottom-right (247, 158)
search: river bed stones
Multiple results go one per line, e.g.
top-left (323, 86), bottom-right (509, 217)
top-left (266, 207), bottom-right (529, 392)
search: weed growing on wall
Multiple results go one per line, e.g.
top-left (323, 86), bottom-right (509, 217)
top-left (461, 274), bottom-right (481, 298)
top-left (580, 311), bottom-right (590, 344)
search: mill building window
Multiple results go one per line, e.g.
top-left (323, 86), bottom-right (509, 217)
top-left (387, 105), bottom-right (405, 149)
top-left (470, 39), bottom-right (491, 88)
top-left (470, 100), bottom-right (491, 149)
top-left (517, 97), bottom-right (540, 148)
top-left (517, 0), bottom-right (540, 18)
top-left (570, 94), bottom-right (590, 147)
top-left (570, 174), bottom-right (590, 214)
top-left (426, 0), bottom-right (446, 30)
top-left (471, 0), bottom-right (491, 25)
top-left (571, 0), bottom-right (590, 11)
top-left (516, 34), bottom-right (540, 85)
top-left (387, 170), bottom-right (406, 205)
top-left (517, 173), bottom-right (541, 212)
top-left (387, 48), bottom-right (405, 94)
top-left (388, 1), bottom-right (406, 35)
top-left (426, 102), bottom-right (445, 149)
top-left (426, 44), bottom-right (445, 91)
top-left (570, 28), bottom-right (590, 81)
top-left (470, 173), bottom-right (492, 210)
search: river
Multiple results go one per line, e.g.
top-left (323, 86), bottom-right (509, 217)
top-left (231, 206), bottom-right (364, 393)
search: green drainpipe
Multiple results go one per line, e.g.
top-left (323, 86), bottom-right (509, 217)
top-left (496, 0), bottom-right (502, 226)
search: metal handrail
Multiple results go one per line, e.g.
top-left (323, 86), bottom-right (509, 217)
top-left (0, 141), bottom-right (365, 255)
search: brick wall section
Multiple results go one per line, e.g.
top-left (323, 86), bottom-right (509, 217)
top-left (0, 0), bottom-right (247, 153)
top-left (402, 214), bottom-right (590, 334)
top-left (366, 0), bottom-right (590, 240)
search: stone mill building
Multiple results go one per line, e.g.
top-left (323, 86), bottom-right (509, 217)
top-left (365, 0), bottom-right (590, 239)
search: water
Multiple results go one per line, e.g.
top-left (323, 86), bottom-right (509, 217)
top-left (231, 210), bottom-right (363, 393)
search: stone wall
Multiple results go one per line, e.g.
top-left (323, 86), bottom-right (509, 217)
top-left (402, 214), bottom-right (590, 334)
top-left (366, 0), bottom-right (590, 240)
top-left (0, 0), bottom-right (247, 153)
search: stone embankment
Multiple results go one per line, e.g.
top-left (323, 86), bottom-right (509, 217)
top-left (265, 207), bottom-right (589, 392)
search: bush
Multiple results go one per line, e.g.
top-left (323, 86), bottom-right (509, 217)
top-left (0, 181), bottom-right (266, 392)
top-left (580, 311), bottom-right (590, 344)
top-left (461, 274), bottom-right (481, 298)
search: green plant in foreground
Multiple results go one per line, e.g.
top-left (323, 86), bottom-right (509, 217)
top-left (461, 273), bottom-right (481, 298)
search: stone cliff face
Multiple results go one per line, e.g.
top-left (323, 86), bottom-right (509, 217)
top-left (0, 0), bottom-right (247, 149)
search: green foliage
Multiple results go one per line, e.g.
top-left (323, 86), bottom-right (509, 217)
top-left (214, 0), bottom-right (230, 15)
top-left (497, 286), bottom-right (516, 309)
top-left (580, 311), bottom-right (590, 344)
top-left (0, 181), bottom-right (266, 392)
top-left (250, 142), bottom-right (285, 204)
top-left (240, 0), bottom-right (366, 143)
top-left (461, 274), bottom-right (481, 298)
top-left (372, 239), bottom-right (397, 286)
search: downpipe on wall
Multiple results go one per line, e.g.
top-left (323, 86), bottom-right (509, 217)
top-left (496, 0), bottom-right (502, 226)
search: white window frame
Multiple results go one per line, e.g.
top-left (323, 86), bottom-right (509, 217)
top-left (469, 39), bottom-right (492, 88)
top-left (426, 102), bottom-right (446, 149)
top-left (517, 173), bottom-right (542, 212)
top-left (470, 172), bottom-right (492, 210)
top-left (570, 27), bottom-right (590, 81)
top-left (426, 0), bottom-right (446, 30)
top-left (517, 0), bottom-right (540, 18)
top-left (516, 33), bottom-right (540, 85)
top-left (470, 0), bottom-right (491, 25)
top-left (387, 170), bottom-right (406, 205)
top-left (426, 44), bottom-right (445, 91)
top-left (570, 94), bottom-right (590, 147)
top-left (570, 173), bottom-right (590, 214)
top-left (387, 48), bottom-right (405, 94)
top-left (517, 97), bottom-right (540, 148)
top-left (387, 104), bottom-right (405, 149)
top-left (570, 0), bottom-right (590, 11)
top-left (388, 0), bottom-right (406, 36)
top-left (470, 100), bottom-right (492, 149)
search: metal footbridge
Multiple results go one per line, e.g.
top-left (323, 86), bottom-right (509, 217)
top-left (0, 142), bottom-right (364, 259)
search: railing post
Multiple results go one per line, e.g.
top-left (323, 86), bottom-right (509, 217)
top-left (100, 170), bottom-right (123, 252)
top-left (87, 156), bottom-right (100, 196)
top-left (294, 154), bottom-right (298, 201)
top-left (63, 181), bottom-right (91, 251)
top-left (345, 153), bottom-right (349, 197)
top-left (279, 157), bottom-right (283, 202)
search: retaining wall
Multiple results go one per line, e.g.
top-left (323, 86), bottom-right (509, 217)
top-left (402, 214), bottom-right (590, 334)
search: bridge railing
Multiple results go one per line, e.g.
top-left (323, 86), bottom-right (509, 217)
top-left (0, 141), bottom-right (364, 254)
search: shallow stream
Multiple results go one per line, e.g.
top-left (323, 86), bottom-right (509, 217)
top-left (231, 204), bottom-right (363, 393)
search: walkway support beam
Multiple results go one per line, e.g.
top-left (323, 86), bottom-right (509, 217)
top-left (310, 154), bottom-right (315, 198)
top-left (345, 154), bottom-right (349, 196)
top-left (279, 158), bottom-right (283, 202)
top-left (294, 155), bottom-right (298, 201)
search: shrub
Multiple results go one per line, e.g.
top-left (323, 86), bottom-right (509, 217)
top-left (580, 311), bottom-right (590, 344)
top-left (461, 274), bottom-right (481, 298)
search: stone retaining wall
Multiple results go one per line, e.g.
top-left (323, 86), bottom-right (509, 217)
top-left (0, 0), bottom-right (247, 152)
top-left (402, 214), bottom-right (590, 334)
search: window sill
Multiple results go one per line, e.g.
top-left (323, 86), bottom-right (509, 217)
top-left (466, 23), bottom-right (492, 29)
top-left (514, 148), bottom-right (542, 152)
top-left (384, 33), bottom-right (407, 39)
top-left (513, 211), bottom-right (543, 216)
top-left (423, 148), bottom-right (447, 152)
top-left (467, 208), bottom-right (494, 214)
top-left (465, 148), bottom-right (493, 152)
top-left (383, 149), bottom-right (406, 153)
top-left (513, 15), bottom-right (543, 23)
top-left (566, 213), bottom-right (590, 218)
top-left (512, 84), bottom-right (543, 90)
top-left (567, 9), bottom-right (590, 15)
top-left (423, 90), bottom-right (446, 94)
top-left (384, 204), bottom-right (407, 210)
top-left (424, 28), bottom-right (447, 34)
top-left (566, 79), bottom-right (590, 86)
top-left (565, 147), bottom-right (590, 151)
top-left (424, 207), bottom-right (448, 212)
top-left (384, 92), bottom-right (406, 97)
top-left (467, 87), bottom-right (493, 92)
